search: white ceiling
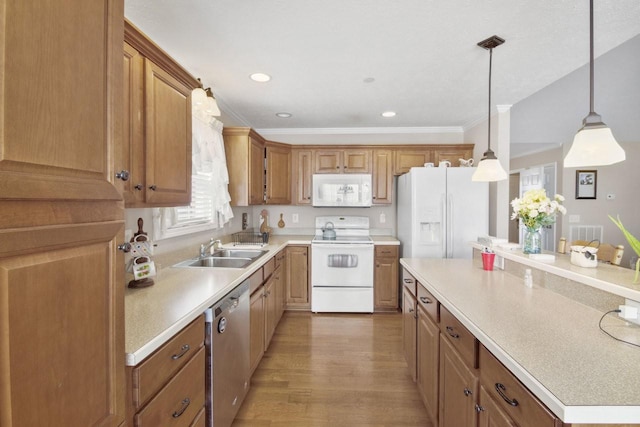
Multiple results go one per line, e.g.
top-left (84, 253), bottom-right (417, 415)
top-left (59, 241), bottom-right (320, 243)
top-left (124, 0), bottom-right (640, 136)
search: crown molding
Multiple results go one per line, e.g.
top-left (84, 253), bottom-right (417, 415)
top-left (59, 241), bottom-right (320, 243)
top-left (255, 126), bottom-right (464, 136)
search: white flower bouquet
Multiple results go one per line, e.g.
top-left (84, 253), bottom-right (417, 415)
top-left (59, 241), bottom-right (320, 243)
top-left (511, 189), bottom-right (566, 230)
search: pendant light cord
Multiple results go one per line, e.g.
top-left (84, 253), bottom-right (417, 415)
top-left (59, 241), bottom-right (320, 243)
top-left (487, 47), bottom-right (493, 151)
top-left (589, 0), bottom-right (595, 115)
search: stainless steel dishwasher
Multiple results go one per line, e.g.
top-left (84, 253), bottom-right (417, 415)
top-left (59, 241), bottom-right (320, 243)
top-left (205, 280), bottom-right (250, 427)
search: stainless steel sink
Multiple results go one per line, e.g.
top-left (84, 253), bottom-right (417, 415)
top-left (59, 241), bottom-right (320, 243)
top-left (173, 249), bottom-right (268, 269)
top-left (211, 249), bottom-right (268, 259)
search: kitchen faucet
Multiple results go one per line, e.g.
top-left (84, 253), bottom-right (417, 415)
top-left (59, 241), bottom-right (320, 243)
top-left (200, 238), bottom-right (221, 257)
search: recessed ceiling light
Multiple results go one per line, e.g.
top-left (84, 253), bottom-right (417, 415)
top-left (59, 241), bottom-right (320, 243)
top-left (250, 73), bottom-right (271, 82)
top-left (381, 111), bottom-right (396, 118)
top-left (276, 112), bottom-right (292, 118)
top-left (363, 77), bottom-right (375, 83)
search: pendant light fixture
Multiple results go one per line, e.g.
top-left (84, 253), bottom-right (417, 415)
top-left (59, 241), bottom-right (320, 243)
top-left (472, 35), bottom-right (508, 182)
top-left (564, 0), bottom-right (625, 167)
top-left (192, 78), bottom-right (221, 117)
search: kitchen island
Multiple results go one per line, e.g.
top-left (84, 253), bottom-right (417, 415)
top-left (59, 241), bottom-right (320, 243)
top-left (401, 255), bottom-right (640, 425)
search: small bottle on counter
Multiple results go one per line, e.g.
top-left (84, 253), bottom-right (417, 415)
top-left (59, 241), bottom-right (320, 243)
top-left (558, 237), bottom-right (567, 254)
top-left (524, 268), bottom-right (533, 288)
top-left (612, 245), bottom-right (624, 266)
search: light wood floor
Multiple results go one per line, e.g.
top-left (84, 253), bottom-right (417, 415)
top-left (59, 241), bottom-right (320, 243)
top-left (233, 311), bottom-right (432, 427)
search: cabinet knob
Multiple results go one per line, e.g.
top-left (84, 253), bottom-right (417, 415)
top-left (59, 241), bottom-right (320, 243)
top-left (463, 387), bottom-right (472, 397)
top-left (336, 166), bottom-right (340, 169)
top-left (115, 170), bottom-right (130, 181)
top-left (149, 185), bottom-right (157, 191)
top-left (134, 184), bottom-right (143, 191)
top-left (475, 404), bottom-right (485, 413)
top-left (117, 242), bottom-right (131, 252)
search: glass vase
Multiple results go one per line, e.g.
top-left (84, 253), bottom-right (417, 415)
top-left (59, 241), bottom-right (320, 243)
top-left (523, 227), bottom-right (542, 254)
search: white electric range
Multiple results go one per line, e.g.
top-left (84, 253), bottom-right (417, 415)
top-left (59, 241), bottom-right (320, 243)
top-left (311, 216), bottom-right (374, 313)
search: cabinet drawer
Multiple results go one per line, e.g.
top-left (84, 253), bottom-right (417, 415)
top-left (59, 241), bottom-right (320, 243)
top-left (401, 268), bottom-right (417, 296)
top-left (375, 245), bottom-right (398, 258)
top-left (439, 305), bottom-right (477, 368)
top-left (135, 346), bottom-right (205, 427)
top-left (190, 407), bottom-right (206, 427)
top-left (263, 257), bottom-right (275, 280)
top-left (479, 345), bottom-right (556, 427)
top-left (133, 315), bottom-right (204, 408)
top-left (248, 267), bottom-right (264, 294)
top-left (417, 285), bottom-right (438, 322)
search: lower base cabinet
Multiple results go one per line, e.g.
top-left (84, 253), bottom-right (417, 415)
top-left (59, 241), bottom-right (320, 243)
top-left (285, 245), bottom-right (310, 309)
top-left (477, 385), bottom-right (516, 427)
top-left (402, 285), bottom-right (417, 382)
top-left (439, 335), bottom-right (478, 427)
top-left (417, 303), bottom-right (440, 424)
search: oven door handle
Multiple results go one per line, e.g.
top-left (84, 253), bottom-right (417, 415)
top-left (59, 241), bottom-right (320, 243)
top-left (312, 243), bottom-right (374, 250)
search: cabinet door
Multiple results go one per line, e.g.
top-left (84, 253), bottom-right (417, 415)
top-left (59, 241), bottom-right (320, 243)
top-left (374, 252), bottom-right (398, 311)
top-left (372, 149), bottom-right (393, 204)
top-left (293, 149), bottom-right (313, 204)
top-left (433, 147), bottom-right (474, 167)
top-left (265, 145), bottom-right (291, 204)
top-left (249, 137), bottom-right (265, 205)
top-left (314, 150), bottom-right (342, 173)
top-left (249, 288), bottom-right (265, 374)
top-left (402, 286), bottom-right (417, 382)
top-left (343, 149), bottom-right (371, 173)
top-left (285, 246), bottom-right (310, 309)
top-left (0, 1), bottom-right (125, 426)
top-left (477, 386), bottom-right (517, 427)
top-left (275, 251), bottom-right (287, 322)
top-left (264, 276), bottom-right (277, 350)
top-left (121, 42), bottom-right (145, 205)
top-left (394, 150), bottom-right (432, 175)
top-left (439, 335), bottom-right (478, 427)
top-left (418, 306), bottom-right (440, 424)
top-left (144, 59), bottom-right (192, 206)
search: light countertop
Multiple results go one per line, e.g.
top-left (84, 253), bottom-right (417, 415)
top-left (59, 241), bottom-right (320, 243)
top-left (125, 234), bottom-right (400, 365)
top-left (401, 257), bottom-right (640, 424)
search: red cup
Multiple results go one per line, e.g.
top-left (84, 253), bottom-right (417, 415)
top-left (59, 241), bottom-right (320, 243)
top-left (482, 252), bottom-right (495, 271)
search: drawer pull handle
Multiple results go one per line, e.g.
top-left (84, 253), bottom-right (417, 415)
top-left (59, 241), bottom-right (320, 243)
top-left (403, 279), bottom-right (413, 284)
top-left (463, 387), bottom-right (472, 397)
top-left (172, 397), bottom-right (191, 418)
top-left (171, 344), bottom-right (190, 360)
top-left (419, 296), bottom-right (432, 304)
top-left (495, 383), bottom-right (519, 407)
top-left (445, 326), bottom-right (460, 339)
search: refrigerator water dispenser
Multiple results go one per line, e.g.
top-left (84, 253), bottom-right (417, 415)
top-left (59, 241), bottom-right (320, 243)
top-left (419, 222), bottom-right (441, 245)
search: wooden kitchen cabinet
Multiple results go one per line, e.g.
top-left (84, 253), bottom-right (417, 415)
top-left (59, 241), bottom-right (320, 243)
top-left (0, 1), bottom-right (125, 426)
top-left (402, 285), bottom-right (418, 382)
top-left (439, 335), bottom-right (479, 427)
top-left (292, 149), bottom-right (313, 204)
top-left (374, 245), bottom-right (399, 311)
top-left (477, 386), bottom-right (517, 427)
top-left (285, 245), bottom-right (310, 309)
top-left (128, 316), bottom-right (205, 426)
top-left (314, 149), bottom-right (372, 173)
top-left (265, 142), bottom-right (291, 205)
top-left (264, 273), bottom-right (278, 350)
top-left (249, 283), bottom-right (266, 375)
top-left (372, 149), bottom-right (394, 204)
top-left (121, 21), bottom-right (198, 207)
top-left (223, 127), bottom-right (266, 206)
top-left (274, 249), bottom-right (287, 323)
top-left (417, 287), bottom-right (440, 425)
top-left (394, 148), bottom-right (433, 175)
top-left (433, 146), bottom-right (474, 167)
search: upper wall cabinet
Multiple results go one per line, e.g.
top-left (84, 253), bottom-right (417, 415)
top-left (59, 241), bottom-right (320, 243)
top-left (394, 145), bottom-right (475, 175)
top-left (292, 149), bottom-right (313, 205)
top-left (265, 142), bottom-right (291, 205)
top-left (223, 127), bottom-right (266, 206)
top-left (120, 21), bottom-right (199, 207)
top-left (372, 149), bottom-right (393, 204)
top-left (314, 149), bottom-right (372, 174)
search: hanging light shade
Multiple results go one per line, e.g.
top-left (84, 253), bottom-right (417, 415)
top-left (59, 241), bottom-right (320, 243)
top-left (564, 0), bottom-right (625, 167)
top-left (204, 87), bottom-right (221, 116)
top-left (472, 35), bottom-right (508, 182)
top-left (191, 87), bottom-right (208, 108)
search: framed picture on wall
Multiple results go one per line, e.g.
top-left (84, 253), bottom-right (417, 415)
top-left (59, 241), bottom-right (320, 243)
top-left (576, 170), bottom-right (597, 199)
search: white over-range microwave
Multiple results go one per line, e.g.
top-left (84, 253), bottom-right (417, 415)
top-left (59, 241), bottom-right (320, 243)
top-left (312, 174), bottom-right (372, 207)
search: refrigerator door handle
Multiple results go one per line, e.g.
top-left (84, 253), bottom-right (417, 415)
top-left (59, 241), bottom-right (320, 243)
top-left (447, 194), bottom-right (454, 258)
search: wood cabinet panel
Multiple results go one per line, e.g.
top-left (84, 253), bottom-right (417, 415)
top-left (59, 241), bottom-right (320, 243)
top-left (418, 285), bottom-right (439, 323)
top-left (394, 150), bottom-right (432, 175)
top-left (265, 144), bottom-right (291, 204)
top-left (402, 286), bottom-right (417, 382)
top-left (374, 245), bottom-right (399, 311)
top-left (249, 287), bottom-right (265, 375)
top-left (372, 149), bottom-right (393, 204)
top-left (433, 147), bottom-right (474, 167)
top-left (0, 1), bottom-right (125, 426)
top-left (314, 150), bottom-right (342, 173)
top-left (285, 245), bottom-right (310, 309)
top-left (249, 137), bottom-right (265, 205)
top-left (439, 335), bottom-right (478, 427)
top-left (292, 149), bottom-right (313, 204)
top-left (418, 305), bottom-right (440, 425)
top-left (264, 275), bottom-right (278, 351)
top-left (0, 241), bottom-right (124, 427)
top-left (477, 386), bottom-right (517, 427)
top-left (440, 305), bottom-right (478, 369)
top-left (343, 149), bottom-right (372, 173)
top-left (122, 43), bottom-right (145, 205)
top-left (223, 128), bottom-right (265, 206)
top-left (144, 59), bottom-right (192, 205)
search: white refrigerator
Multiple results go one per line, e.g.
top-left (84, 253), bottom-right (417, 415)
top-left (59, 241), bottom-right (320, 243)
top-left (397, 167), bottom-right (488, 259)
